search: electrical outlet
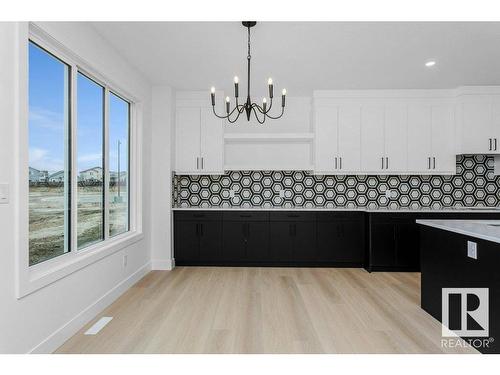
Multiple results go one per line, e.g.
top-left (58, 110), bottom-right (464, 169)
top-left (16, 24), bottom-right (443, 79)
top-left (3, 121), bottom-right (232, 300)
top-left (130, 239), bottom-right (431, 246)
top-left (385, 189), bottom-right (392, 199)
top-left (123, 255), bottom-right (128, 267)
top-left (229, 189), bottom-right (235, 198)
top-left (279, 190), bottom-right (285, 198)
top-left (467, 241), bottom-right (477, 259)
top-left (0, 184), bottom-right (8, 204)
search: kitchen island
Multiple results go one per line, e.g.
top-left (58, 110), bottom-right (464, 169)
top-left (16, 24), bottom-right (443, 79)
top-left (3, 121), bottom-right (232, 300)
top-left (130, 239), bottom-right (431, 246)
top-left (417, 219), bottom-right (500, 353)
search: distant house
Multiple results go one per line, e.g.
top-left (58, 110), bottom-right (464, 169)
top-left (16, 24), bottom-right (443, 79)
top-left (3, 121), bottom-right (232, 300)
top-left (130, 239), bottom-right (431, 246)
top-left (79, 167), bottom-right (103, 183)
top-left (48, 170), bottom-right (65, 183)
top-left (109, 171), bottom-right (127, 185)
top-left (29, 167), bottom-right (48, 183)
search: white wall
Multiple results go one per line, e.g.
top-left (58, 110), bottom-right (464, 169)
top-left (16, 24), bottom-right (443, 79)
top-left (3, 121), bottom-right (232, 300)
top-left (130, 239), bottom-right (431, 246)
top-left (150, 86), bottom-right (175, 269)
top-left (0, 22), bottom-right (154, 353)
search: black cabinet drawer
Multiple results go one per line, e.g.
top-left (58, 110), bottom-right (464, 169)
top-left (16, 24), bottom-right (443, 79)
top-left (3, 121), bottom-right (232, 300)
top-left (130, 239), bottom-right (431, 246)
top-left (174, 211), bottom-right (222, 221)
top-left (270, 211), bottom-right (316, 222)
top-left (316, 211), bottom-right (365, 221)
top-left (223, 211), bottom-right (269, 221)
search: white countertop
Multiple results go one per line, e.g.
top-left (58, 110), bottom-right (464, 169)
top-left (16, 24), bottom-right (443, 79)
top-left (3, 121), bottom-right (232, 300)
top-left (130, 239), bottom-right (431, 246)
top-left (172, 206), bottom-right (500, 213)
top-left (416, 219), bottom-right (500, 244)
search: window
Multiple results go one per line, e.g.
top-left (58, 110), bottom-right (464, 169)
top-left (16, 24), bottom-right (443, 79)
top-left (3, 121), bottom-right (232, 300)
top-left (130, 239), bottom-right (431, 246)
top-left (109, 93), bottom-right (130, 237)
top-left (77, 73), bottom-right (104, 249)
top-left (28, 41), bottom-right (71, 266)
top-left (28, 39), bottom-right (134, 267)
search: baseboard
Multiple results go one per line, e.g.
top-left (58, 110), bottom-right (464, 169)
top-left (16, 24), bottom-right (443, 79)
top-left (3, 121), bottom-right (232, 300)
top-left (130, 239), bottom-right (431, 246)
top-left (151, 258), bottom-right (175, 270)
top-left (29, 261), bottom-right (152, 354)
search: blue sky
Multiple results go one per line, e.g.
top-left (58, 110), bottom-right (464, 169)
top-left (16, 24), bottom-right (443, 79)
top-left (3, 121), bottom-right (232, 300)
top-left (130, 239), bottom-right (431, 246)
top-left (29, 42), bottom-right (128, 175)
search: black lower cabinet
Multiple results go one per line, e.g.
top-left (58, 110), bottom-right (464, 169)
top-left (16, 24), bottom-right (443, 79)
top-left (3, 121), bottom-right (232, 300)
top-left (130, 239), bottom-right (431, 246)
top-left (316, 212), bottom-right (365, 266)
top-left (174, 212), bottom-right (222, 265)
top-left (269, 212), bottom-right (317, 264)
top-left (222, 212), bottom-right (269, 263)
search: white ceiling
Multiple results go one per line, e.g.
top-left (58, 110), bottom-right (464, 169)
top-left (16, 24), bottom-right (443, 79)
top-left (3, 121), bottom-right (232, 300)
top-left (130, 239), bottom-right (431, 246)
top-left (91, 22), bottom-right (500, 95)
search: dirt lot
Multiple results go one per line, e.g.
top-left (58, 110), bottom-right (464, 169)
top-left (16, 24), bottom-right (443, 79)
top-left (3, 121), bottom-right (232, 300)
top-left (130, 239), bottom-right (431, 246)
top-left (29, 185), bottom-right (128, 265)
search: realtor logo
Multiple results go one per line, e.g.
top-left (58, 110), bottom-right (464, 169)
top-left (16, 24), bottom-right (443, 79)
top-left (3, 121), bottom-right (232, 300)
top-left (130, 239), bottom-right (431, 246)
top-left (442, 288), bottom-right (489, 337)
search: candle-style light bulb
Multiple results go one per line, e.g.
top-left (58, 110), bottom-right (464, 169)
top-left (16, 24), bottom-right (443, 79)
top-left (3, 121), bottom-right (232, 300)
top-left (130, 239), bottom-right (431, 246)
top-left (225, 96), bottom-right (230, 113)
top-left (268, 78), bottom-right (274, 98)
top-left (281, 89), bottom-right (286, 107)
top-left (210, 87), bottom-right (215, 106)
top-left (263, 97), bottom-right (267, 112)
top-left (234, 76), bottom-right (239, 98)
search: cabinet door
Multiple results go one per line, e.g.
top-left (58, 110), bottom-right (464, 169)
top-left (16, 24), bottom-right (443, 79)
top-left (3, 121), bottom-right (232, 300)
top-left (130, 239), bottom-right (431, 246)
top-left (246, 222), bottom-right (270, 261)
top-left (361, 105), bottom-right (385, 172)
top-left (200, 107), bottom-right (224, 173)
top-left (222, 221), bottom-right (246, 261)
top-left (431, 105), bottom-right (457, 173)
top-left (407, 104), bottom-right (432, 173)
top-left (491, 95), bottom-right (500, 153)
top-left (395, 222), bottom-right (420, 269)
top-left (337, 219), bottom-right (365, 263)
top-left (269, 222), bottom-right (294, 261)
top-left (384, 105), bottom-right (408, 173)
top-left (461, 95), bottom-right (492, 154)
top-left (315, 106), bottom-right (338, 172)
top-left (338, 105), bottom-right (361, 172)
top-left (370, 222), bottom-right (396, 267)
top-left (198, 220), bottom-right (223, 262)
top-left (174, 221), bottom-right (199, 262)
top-left (293, 221), bottom-right (317, 262)
top-left (175, 107), bottom-right (201, 173)
top-left (317, 221), bottom-right (341, 262)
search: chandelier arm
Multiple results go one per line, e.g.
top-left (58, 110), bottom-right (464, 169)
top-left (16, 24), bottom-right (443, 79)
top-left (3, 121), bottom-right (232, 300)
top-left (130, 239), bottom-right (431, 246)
top-left (263, 106), bottom-right (285, 120)
top-left (227, 110), bottom-right (242, 123)
top-left (251, 102), bottom-right (265, 114)
top-left (212, 106), bottom-right (230, 119)
top-left (251, 106), bottom-right (266, 124)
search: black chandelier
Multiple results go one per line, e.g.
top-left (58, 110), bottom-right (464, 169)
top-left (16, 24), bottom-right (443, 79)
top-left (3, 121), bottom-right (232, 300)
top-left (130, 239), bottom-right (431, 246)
top-left (210, 21), bottom-right (287, 124)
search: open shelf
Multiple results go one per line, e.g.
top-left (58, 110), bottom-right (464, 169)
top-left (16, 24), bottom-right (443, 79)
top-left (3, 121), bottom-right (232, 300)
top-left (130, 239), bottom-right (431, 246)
top-left (224, 132), bottom-right (315, 142)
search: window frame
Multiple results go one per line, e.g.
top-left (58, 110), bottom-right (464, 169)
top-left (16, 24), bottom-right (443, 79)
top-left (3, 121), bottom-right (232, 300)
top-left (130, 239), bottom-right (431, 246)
top-left (17, 23), bottom-right (143, 298)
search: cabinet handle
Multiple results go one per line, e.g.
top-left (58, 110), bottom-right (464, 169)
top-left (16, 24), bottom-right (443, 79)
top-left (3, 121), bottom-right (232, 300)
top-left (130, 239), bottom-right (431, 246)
top-left (489, 138), bottom-right (492, 151)
top-left (196, 157), bottom-right (199, 169)
top-left (433, 157), bottom-right (436, 169)
top-left (428, 157), bottom-right (431, 169)
top-left (201, 157), bottom-right (204, 169)
top-left (495, 138), bottom-right (498, 151)
top-left (339, 157), bottom-right (342, 170)
top-left (381, 157), bottom-right (384, 169)
top-left (386, 157), bottom-right (389, 169)
top-left (334, 157), bottom-right (337, 169)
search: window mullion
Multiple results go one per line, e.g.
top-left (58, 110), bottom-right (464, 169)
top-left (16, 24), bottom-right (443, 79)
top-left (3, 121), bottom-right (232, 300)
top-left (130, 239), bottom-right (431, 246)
top-left (104, 88), bottom-right (110, 240)
top-left (70, 64), bottom-right (78, 256)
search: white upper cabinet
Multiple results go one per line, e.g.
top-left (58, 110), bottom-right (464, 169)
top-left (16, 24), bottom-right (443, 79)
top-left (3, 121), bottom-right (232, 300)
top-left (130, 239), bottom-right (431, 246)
top-left (360, 105), bottom-right (385, 172)
top-left (337, 105), bottom-right (361, 172)
top-left (459, 90), bottom-right (500, 154)
top-left (407, 102), bottom-right (456, 174)
top-left (431, 105), bottom-right (456, 173)
top-left (314, 104), bottom-right (361, 173)
top-left (314, 90), bottom-right (460, 175)
top-left (175, 92), bottom-right (224, 174)
top-left (407, 104), bottom-right (432, 172)
top-left (314, 106), bottom-right (338, 172)
top-left (384, 104), bottom-right (408, 173)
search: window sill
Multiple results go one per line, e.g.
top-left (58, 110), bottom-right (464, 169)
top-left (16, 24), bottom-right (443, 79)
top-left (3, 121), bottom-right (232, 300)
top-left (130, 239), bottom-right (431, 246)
top-left (18, 231), bottom-right (144, 298)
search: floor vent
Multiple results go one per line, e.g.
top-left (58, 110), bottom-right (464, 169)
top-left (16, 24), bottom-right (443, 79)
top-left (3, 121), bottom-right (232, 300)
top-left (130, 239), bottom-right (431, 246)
top-left (84, 317), bottom-right (113, 335)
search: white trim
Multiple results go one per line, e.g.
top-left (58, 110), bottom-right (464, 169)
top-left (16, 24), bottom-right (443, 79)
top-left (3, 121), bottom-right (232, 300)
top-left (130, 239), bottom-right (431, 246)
top-left (16, 23), bottom-right (144, 298)
top-left (29, 261), bottom-right (151, 354)
top-left (151, 259), bottom-right (175, 270)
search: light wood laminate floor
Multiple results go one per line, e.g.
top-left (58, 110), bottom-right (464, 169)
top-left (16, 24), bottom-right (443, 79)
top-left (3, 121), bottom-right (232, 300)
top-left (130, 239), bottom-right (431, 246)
top-left (56, 267), bottom-right (476, 354)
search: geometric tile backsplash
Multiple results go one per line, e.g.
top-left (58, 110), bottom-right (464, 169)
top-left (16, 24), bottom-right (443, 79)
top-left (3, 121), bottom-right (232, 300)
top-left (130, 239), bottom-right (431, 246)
top-left (173, 155), bottom-right (500, 209)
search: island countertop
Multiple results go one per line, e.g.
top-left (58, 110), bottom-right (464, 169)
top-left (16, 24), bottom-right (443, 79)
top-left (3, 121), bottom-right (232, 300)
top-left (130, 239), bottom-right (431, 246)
top-left (416, 219), bottom-right (500, 244)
